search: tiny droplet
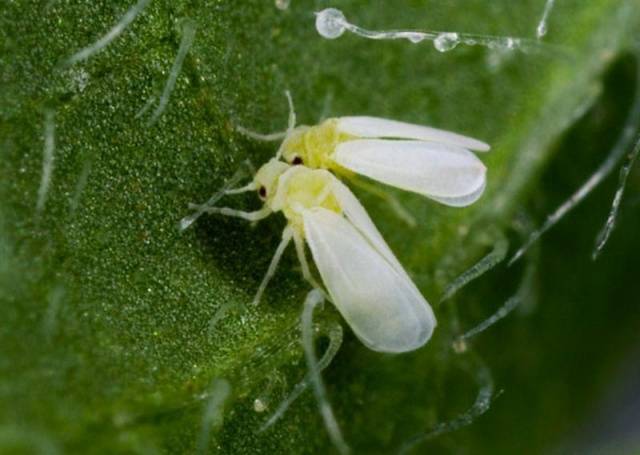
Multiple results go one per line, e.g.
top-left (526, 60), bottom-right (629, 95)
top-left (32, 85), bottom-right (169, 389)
top-left (315, 8), bottom-right (347, 40)
top-left (433, 32), bottom-right (460, 52)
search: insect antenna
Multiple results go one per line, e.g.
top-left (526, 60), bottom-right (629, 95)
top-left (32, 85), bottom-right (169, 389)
top-left (274, 90), bottom-right (297, 160)
top-left (179, 164), bottom-right (252, 232)
top-left (236, 91), bottom-right (296, 144)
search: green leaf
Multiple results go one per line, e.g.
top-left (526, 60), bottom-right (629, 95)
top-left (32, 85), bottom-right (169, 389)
top-left (1, 1), bottom-right (639, 453)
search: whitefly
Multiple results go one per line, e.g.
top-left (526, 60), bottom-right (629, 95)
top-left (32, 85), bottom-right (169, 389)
top-left (239, 92), bottom-right (490, 208)
top-left (182, 159), bottom-right (436, 354)
top-left (184, 99), bottom-right (491, 452)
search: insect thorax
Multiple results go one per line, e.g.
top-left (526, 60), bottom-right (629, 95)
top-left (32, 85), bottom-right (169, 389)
top-left (282, 119), bottom-right (353, 171)
top-left (271, 166), bottom-right (342, 235)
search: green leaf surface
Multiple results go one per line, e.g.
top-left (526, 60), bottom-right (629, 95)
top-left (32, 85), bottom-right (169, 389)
top-left (1, 1), bottom-right (639, 453)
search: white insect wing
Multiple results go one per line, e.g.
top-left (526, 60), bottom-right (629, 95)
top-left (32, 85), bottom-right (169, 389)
top-left (333, 139), bottom-right (486, 205)
top-left (428, 179), bottom-right (487, 207)
top-left (331, 178), bottom-right (440, 331)
top-left (303, 207), bottom-right (435, 353)
top-left (337, 116), bottom-right (490, 152)
top-left (330, 178), bottom-right (407, 276)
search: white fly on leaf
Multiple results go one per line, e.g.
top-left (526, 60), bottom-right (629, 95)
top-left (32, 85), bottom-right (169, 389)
top-left (182, 160), bottom-right (436, 353)
top-left (238, 92), bottom-right (490, 208)
top-left (186, 99), bottom-right (490, 451)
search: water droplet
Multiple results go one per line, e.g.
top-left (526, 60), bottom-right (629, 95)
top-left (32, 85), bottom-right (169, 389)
top-left (536, 0), bottom-right (556, 39)
top-left (274, 0), bottom-right (290, 10)
top-left (452, 338), bottom-right (468, 353)
top-left (406, 32), bottom-right (424, 44)
top-left (505, 37), bottom-right (520, 50)
top-left (254, 398), bottom-right (268, 413)
top-left (433, 32), bottom-right (460, 52)
top-left (315, 8), bottom-right (347, 39)
top-left (536, 23), bottom-right (547, 39)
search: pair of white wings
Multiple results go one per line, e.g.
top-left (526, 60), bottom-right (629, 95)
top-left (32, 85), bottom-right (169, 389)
top-left (332, 116), bottom-right (489, 207)
top-left (302, 177), bottom-right (436, 353)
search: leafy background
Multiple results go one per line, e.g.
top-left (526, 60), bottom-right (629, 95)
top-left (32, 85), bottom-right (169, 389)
top-left (2, 0), bottom-right (640, 453)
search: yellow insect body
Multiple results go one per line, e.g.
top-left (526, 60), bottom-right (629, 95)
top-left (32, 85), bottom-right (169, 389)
top-left (253, 105), bottom-right (489, 209)
top-left (280, 119), bottom-right (354, 176)
top-left (257, 161), bottom-right (342, 235)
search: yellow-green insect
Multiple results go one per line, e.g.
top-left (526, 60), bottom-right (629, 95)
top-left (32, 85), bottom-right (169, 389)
top-left (239, 92), bottom-right (489, 208)
top-left (183, 94), bottom-right (491, 453)
top-left (182, 158), bottom-right (435, 354)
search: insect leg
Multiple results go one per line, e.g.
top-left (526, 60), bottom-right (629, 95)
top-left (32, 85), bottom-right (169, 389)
top-left (180, 166), bottom-right (252, 231)
top-left (348, 176), bottom-right (417, 227)
top-left (251, 227), bottom-right (293, 306)
top-left (293, 231), bottom-right (322, 289)
top-left (192, 205), bottom-right (272, 222)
